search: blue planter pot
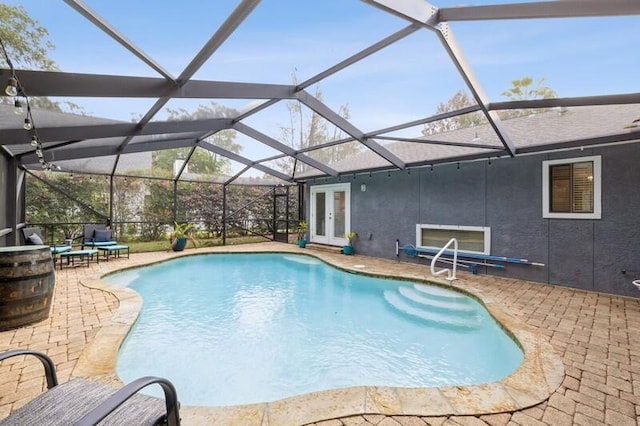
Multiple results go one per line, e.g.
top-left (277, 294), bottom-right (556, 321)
top-left (173, 237), bottom-right (187, 252)
top-left (298, 239), bottom-right (307, 248)
top-left (343, 245), bottom-right (353, 255)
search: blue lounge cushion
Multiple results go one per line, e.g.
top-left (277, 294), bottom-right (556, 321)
top-left (93, 229), bottom-right (112, 242)
top-left (27, 233), bottom-right (44, 245)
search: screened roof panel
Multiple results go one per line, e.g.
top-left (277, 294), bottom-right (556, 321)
top-left (80, 0), bottom-right (239, 78)
top-left (191, 0), bottom-right (408, 84)
top-left (453, 16), bottom-right (640, 99)
top-left (294, 161), bottom-right (328, 179)
top-left (4, 1), bottom-right (163, 77)
top-left (382, 111), bottom-right (502, 145)
top-left (239, 100), bottom-right (352, 149)
top-left (29, 97), bottom-right (157, 122)
top-left (152, 100), bottom-right (241, 122)
top-left (34, 155), bottom-right (119, 175)
top-left (318, 29), bottom-right (470, 132)
top-left (207, 130), bottom-right (285, 162)
top-left (304, 140), bottom-right (382, 173)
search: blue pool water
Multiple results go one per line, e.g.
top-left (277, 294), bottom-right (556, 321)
top-left (105, 253), bottom-right (523, 407)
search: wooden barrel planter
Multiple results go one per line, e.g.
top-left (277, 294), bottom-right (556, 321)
top-left (0, 246), bottom-right (55, 331)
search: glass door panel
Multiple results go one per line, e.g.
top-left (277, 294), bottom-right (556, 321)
top-left (310, 183), bottom-right (350, 246)
top-left (333, 191), bottom-right (346, 239)
top-left (315, 192), bottom-right (326, 237)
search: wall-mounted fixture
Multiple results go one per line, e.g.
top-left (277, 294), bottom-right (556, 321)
top-left (360, 183), bottom-right (367, 192)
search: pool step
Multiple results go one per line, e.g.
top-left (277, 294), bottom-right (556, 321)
top-left (411, 284), bottom-right (469, 302)
top-left (398, 287), bottom-right (477, 317)
top-left (383, 289), bottom-right (481, 330)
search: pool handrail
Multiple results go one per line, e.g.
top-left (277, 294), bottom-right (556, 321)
top-left (430, 237), bottom-right (458, 281)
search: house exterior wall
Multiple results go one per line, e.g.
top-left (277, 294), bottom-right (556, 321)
top-left (309, 142), bottom-right (640, 298)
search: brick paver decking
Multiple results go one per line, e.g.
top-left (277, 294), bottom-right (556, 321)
top-left (1, 243), bottom-right (638, 425)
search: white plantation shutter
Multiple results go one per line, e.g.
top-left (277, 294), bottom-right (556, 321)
top-left (572, 162), bottom-right (594, 213)
top-left (549, 161), bottom-right (594, 214)
top-left (550, 164), bottom-right (571, 213)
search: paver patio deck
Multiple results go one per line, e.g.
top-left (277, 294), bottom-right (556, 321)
top-left (0, 242), bottom-right (638, 425)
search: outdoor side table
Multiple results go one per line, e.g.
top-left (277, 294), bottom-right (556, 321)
top-left (58, 249), bottom-right (99, 269)
top-left (97, 245), bottom-right (130, 261)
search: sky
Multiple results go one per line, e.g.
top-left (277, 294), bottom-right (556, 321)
top-left (2, 0), bottom-right (639, 173)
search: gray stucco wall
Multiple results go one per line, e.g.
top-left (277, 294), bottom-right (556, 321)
top-left (309, 142), bottom-right (640, 298)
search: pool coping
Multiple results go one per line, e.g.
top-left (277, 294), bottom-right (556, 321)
top-left (73, 248), bottom-right (564, 425)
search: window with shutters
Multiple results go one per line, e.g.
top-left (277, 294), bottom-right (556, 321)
top-left (542, 156), bottom-right (601, 219)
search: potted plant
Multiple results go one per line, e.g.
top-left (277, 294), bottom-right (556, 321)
top-left (169, 222), bottom-right (198, 252)
top-left (296, 221), bottom-right (308, 248)
top-left (343, 231), bottom-right (357, 255)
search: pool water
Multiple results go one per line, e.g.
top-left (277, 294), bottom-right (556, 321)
top-left (105, 253), bottom-right (523, 407)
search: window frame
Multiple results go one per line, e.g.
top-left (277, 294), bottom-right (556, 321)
top-left (416, 224), bottom-right (491, 255)
top-left (542, 155), bottom-right (601, 219)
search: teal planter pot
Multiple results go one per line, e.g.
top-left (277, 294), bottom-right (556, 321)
top-left (298, 239), bottom-right (307, 248)
top-left (343, 245), bottom-right (353, 255)
top-left (173, 237), bottom-right (187, 252)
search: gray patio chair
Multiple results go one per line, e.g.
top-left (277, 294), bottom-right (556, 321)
top-left (21, 226), bottom-right (72, 256)
top-left (82, 224), bottom-right (117, 249)
top-left (0, 349), bottom-right (180, 426)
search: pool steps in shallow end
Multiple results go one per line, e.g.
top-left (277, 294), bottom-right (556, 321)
top-left (383, 286), bottom-right (482, 330)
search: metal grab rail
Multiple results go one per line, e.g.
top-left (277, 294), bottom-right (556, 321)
top-left (430, 238), bottom-right (458, 281)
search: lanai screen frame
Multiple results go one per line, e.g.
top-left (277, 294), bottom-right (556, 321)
top-left (0, 0), bottom-right (637, 187)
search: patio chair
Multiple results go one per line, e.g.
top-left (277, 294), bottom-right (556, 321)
top-left (21, 226), bottom-right (72, 256)
top-left (82, 224), bottom-right (117, 249)
top-left (0, 349), bottom-right (180, 426)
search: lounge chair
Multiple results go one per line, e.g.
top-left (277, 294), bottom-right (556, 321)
top-left (21, 227), bottom-right (72, 256)
top-left (0, 349), bottom-right (180, 425)
top-left (82, 224), bottom-right (118, 249)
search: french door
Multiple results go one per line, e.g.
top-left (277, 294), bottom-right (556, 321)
top-left (309, 183), bottom-right (351, 246)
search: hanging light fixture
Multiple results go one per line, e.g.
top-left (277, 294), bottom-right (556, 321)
top-left (13, 98), bottom-right (23, 115)
top-left (2, 37), bottom-right (52, 172)
top-left (5, 76), bottom-right (18, 97)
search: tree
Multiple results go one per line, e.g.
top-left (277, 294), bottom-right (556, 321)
top-left (278, 74), bottom-right (360, 174)
top-left (422, 90), bottom-right (484, 136)
top-left (26, 173), bottom-right (108, 240)
top-left (0, 4), bottom-right (56, 71)
top-left (501, 76), bottom-right (557, 102)
top-left (422, 77), bottom-right (558, 135)
top-left (152, 102), bottom-right (242, 176)
top-left (0, 4), bottom-right (82, 112)
top-left (499, 76), bottom-right (558, 119)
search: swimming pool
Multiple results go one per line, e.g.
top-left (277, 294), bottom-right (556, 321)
top-left (105, 253), bottom-right (523, 407)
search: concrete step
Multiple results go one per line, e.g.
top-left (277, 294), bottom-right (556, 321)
top-left (304, 243), bottom-right (344, 254)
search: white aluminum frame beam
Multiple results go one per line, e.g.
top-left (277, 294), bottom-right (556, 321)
top-left (1, 118), bottom-right (233, 145)
top-left (439, 0), bottom-right (640, 22)
top-left (5, 69), bottom-right (296, 100)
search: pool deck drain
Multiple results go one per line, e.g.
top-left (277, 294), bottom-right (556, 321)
top-left (1, 242), bottom-right (639, 425)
